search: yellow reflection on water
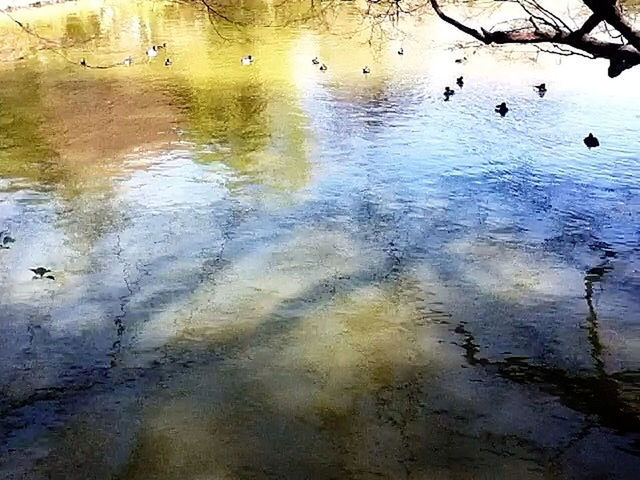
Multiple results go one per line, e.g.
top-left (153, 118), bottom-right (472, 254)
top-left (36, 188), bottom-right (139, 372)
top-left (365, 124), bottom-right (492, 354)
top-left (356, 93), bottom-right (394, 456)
top-left (0, 0), bottom-right (324, 193)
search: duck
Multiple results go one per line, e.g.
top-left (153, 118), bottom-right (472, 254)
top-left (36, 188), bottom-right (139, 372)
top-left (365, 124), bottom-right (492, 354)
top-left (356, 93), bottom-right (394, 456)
top-left (495, 102), bottom-right (509, 116)
top-left (164, 58), bottom-right (172, 66)
top-left (146, 46), bottom-right (158, 58)
top-left (584, 133), bottom-right (600, 149)
top-left (156, 42), bottom-right (167, 50)
top-left (30, 267), bottom-right (53, 280)
top-left (0, 231), bottom-right (15, 249)
top-left (362, 66), bottom-right (371, 74)
top-left (444, 86), bottom-right (455, 97)
top-left (80, 58), bottom-right (87, 67)
top-left (398, 47), bottom-right (404, 55)
top-left (455, 56), bottom-right (467, 64)
top-left (312, 57), bottom-right (320, 65)
top-left (123, 56), bottom-right (133, 66)
top-left (319, 63), bottom-right (328, 71)
top-left (241, 55), bottom-right (253, 65)
top-left (534, 82), bottom-right (546, 93)
top-left (456, 76), bottom-right (464, 87)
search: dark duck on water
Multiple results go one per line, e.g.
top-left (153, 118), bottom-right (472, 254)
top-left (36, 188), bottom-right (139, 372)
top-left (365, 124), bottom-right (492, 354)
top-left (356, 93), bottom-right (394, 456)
top-left (0, 231), bottom-right (15, 249)
top-left (495, 102), bottom-right (509, 116)
top-left (584, 133), bottom-right (600, 149)
top-left (30, 267), bottom-right (54, 280)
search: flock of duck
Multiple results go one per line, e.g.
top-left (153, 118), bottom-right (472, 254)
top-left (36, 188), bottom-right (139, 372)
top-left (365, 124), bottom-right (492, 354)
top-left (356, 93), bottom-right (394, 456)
top-left (79, 42), bottom-right (601, 150)
top-left (2, 43), bottom-right (604, 280)
top-left (442, 78), bottom-right (599, 148)
top-left (311, 49), bottom-right (600, 150)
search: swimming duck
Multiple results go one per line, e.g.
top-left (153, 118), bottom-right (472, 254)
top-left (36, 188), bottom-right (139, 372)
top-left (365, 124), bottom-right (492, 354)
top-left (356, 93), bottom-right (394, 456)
top-left (30, 267), bottom-right (52, 279)
top-left (319, 63), bottom-right (328, 71)
top-left (534, 83), bottom-right (546, 93)
top-left (312, 57), bottom-right (320, 65)
top-left (241, 55), bottom-right (253, 65)
top-left (455, 56), bottom-right (467, 64)
top-left (0, 231), bottom-right (14, 249)
top-left (80, 58), bottom-right (87, 67)
top-left (584, 133), bottom-right (600, 149)
top-left (495, 102), bottom-right (508, 116)
top-left (456, 76), bottom-right (464, 87)
top-left (444, 86), bottom-right (455, 97)
top-left (146, 46), bottom-right (158, 58)
top-left (164, 58), bottom-right (172, 66)
top-left (398, 47), bottom-right (404, 55)
top-left (362, 66), bottom-right (371, 74)
top-left (123, 56), bottom-right (133, 66)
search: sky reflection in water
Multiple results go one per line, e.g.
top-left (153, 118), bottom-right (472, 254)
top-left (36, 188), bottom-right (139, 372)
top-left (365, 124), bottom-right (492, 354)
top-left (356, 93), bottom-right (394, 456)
top-left (0, 0), bottom-right (639, 478)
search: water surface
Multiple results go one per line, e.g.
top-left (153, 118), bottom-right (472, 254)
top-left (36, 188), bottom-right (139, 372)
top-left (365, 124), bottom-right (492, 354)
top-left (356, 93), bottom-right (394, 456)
top-left (1, 1), bottom-right (639, 478)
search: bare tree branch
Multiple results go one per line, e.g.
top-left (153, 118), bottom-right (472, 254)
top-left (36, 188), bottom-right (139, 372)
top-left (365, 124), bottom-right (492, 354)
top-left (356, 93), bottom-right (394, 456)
top-left (429, 0), bottom-right (640, 77)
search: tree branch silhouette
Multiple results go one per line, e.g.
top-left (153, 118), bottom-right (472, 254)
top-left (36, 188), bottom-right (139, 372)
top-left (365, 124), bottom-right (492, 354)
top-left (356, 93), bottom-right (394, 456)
top-left (429, 0), bottom-right (640, 77)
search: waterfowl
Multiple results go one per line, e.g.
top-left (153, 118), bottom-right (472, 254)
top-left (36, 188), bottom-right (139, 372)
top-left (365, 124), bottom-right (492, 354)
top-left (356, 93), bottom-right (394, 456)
top-left (455, 56), bottom-right (467, 64)
top-left (0, 231), bottom-right (14, 249)
top-left (146, 46), bottom-right (158, 58)
top-left (319, 63), bottom-right (328, 71)
top-left (80, 58), bottom-right (87, 67)
top-left (398, 47), bottom-right (404, 55)
top-left (312, 57), bottom-right (320, 65)
top-left (156, 42), bottom-right (167, 50)
top-left (495, 102), bottom-right (508, 116)
top-left (30, 267), bottom-right (51, 278)
top-left (362, 66), bottom-right (371, 74)
top-left (584, 133), bottom-right (600, 149)
top-left (241, 55), bottom-right (253, 65)
top-left (164, 58), bottom-right (172, 66)
top-left (123, 56), bottom-right (133, 66)
top-left (534, 83), bottom-right (546, 93)
top-left (444, 86), bottom-right (455, 97)
top-left (456, 76), bottom-right (464, 87)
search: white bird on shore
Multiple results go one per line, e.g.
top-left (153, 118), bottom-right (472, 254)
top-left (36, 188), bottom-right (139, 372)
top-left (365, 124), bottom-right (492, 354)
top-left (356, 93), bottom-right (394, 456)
top-left (241, 55), bottom-right (253, 65)
top-left (146, 46), bottom-right (158, 58)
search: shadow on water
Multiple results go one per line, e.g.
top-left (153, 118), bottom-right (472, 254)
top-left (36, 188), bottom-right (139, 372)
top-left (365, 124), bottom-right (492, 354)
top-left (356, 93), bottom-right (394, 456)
top-left (453, 258), bottom-right (640, 445)
top-left (1, 179), bottom-right (639, 478)
top-left (1, 1), bottom-right (640, 478)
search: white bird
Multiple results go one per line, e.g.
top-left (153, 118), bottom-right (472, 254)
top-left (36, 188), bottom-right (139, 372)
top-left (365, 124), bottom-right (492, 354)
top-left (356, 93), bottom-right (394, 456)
top-left (146, 46), bottom-right (158, 58)
top-left (241, 55), bottom-right (253, 65)
top-left (123, 56), bottom-right (133, 66)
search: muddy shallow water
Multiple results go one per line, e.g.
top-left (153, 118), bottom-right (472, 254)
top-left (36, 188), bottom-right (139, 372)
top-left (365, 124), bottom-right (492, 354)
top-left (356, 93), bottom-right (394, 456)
top-left (1, 1), bottom-right (639, 478)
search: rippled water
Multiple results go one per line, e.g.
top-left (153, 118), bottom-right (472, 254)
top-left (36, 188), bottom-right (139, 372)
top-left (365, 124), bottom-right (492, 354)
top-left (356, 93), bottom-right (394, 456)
top-left (1, 1), bottom-right (639, 478)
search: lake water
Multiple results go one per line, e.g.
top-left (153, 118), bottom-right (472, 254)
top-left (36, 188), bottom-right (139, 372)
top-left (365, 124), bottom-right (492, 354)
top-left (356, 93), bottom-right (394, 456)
top-left (1, 1), bottom-right (639, 478)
